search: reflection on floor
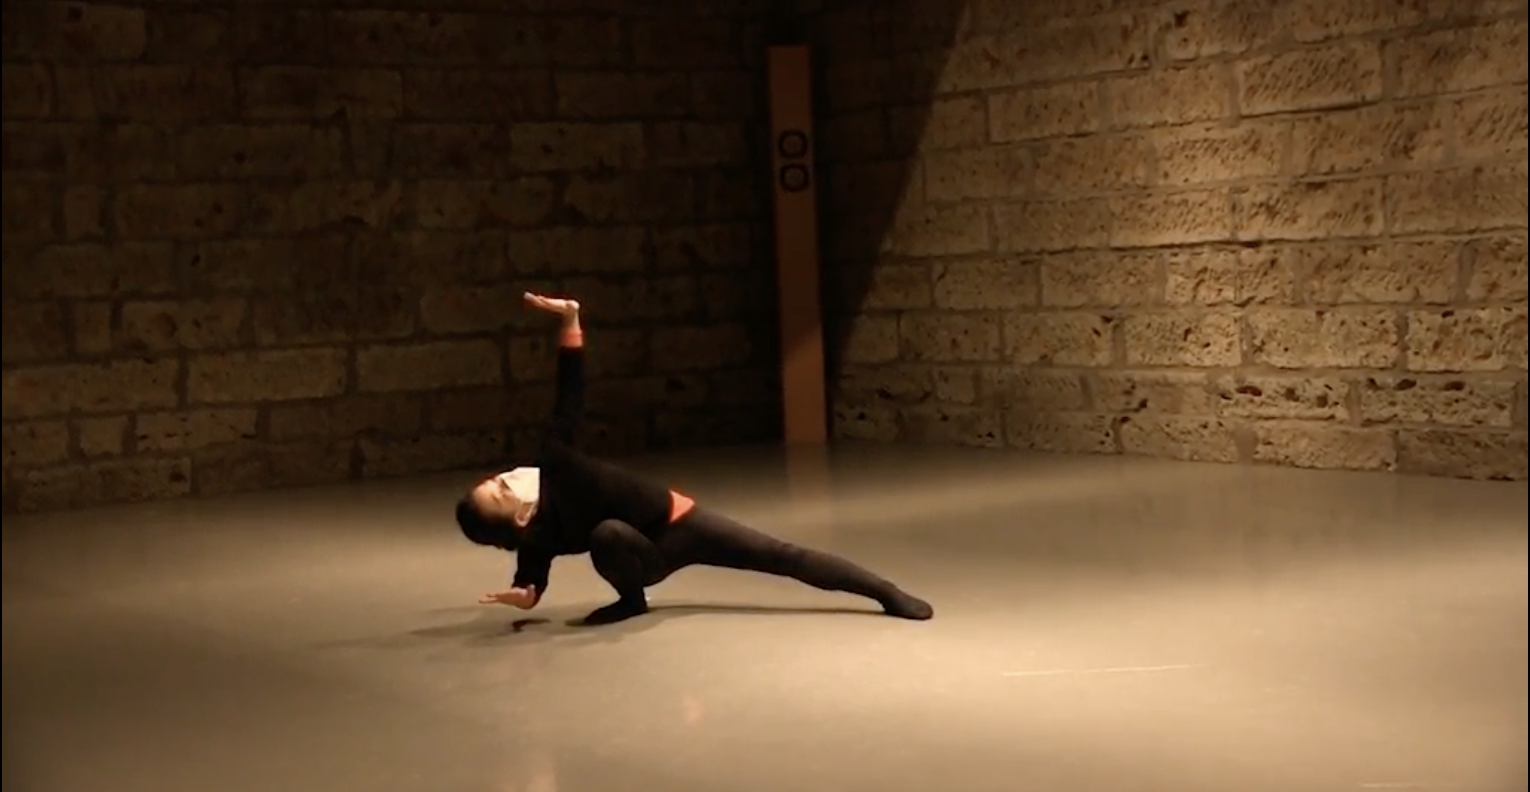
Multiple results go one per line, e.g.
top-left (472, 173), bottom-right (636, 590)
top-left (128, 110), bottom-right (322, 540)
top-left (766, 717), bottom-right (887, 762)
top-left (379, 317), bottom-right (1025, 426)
top-left (3, 444), bottom-right (1527, 792)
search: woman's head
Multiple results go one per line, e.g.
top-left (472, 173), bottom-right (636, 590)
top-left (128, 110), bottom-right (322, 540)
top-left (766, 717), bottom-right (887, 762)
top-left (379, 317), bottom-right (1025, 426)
top-left (455, 469), bottom-right (541, 550)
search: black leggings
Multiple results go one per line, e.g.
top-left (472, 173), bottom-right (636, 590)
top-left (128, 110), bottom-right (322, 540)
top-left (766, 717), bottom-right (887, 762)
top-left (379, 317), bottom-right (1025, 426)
top-left (588, 507), bottom-right (908, 607)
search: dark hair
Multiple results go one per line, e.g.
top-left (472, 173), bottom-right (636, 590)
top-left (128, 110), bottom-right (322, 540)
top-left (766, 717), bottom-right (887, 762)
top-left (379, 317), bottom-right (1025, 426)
top-left (455, 491), bottom-right (520, 551)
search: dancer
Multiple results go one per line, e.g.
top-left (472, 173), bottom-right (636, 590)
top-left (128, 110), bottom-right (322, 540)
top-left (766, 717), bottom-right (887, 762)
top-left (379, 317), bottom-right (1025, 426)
top-left (455, 292), bottom-right (934, 625)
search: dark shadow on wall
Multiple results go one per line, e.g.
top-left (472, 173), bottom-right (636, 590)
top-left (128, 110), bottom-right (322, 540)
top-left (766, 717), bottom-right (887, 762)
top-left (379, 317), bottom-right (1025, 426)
top-left (789, 0), bottom-right (971, 437)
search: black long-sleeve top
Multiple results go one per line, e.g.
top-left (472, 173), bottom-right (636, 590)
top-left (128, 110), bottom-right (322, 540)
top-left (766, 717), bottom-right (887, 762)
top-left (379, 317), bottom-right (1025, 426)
top-left (508, 338), bottom-right (677, 603)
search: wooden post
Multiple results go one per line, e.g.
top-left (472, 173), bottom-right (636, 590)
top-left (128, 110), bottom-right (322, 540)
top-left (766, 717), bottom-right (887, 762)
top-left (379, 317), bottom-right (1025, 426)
top-left (767, 44), bottom-right (828, 447)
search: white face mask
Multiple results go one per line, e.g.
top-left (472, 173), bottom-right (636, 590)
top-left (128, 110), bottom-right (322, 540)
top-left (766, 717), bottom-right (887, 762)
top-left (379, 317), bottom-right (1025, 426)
top-left (495, 467), bottom-right (541, 526)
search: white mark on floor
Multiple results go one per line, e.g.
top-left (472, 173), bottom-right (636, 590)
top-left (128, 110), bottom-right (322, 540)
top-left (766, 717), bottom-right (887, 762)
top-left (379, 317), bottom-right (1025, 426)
top-left (1000, 664), bottom-right (1201, 678)
top-left (1358, 784), bottom-right (1437, 789)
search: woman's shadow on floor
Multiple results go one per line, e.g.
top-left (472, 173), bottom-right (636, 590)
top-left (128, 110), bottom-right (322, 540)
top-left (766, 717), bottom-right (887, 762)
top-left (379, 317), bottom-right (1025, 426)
top-left (408, 601), bottom-right (884, 647)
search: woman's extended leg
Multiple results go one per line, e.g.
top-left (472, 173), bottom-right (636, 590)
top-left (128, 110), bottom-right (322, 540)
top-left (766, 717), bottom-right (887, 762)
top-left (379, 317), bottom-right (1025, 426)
top-left (663, 507), bottom-right (933, 620)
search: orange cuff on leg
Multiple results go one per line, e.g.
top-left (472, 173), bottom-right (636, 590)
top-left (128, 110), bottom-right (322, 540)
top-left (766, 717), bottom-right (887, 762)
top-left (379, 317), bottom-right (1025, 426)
top-left (560, 328), bottom-right (584, 348)
top-left (668, 490), bottom-right (695, 523)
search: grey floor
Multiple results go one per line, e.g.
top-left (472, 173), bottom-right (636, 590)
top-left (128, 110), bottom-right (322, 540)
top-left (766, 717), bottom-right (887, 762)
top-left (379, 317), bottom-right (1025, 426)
top-left (2, 444), bottom-right (1526, 792)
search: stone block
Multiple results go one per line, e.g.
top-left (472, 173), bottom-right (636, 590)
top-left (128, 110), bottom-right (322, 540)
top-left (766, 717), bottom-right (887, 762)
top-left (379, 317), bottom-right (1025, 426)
top-left (844, 264), bottom-right (932, 311)
top-left (821, 110), bottom-right (888, 164)
top-left (563, 171), bottom-right (697, 224)
top-left (112, 184), bottom-right (245, 240)
top-left (188, 350), bottom-right (348, 404)
top-left (1166, 246), bottom-right (1299, 306)
top-left (118, 299), bottom-right (247, 353)
top-left (1158, 0), bottom-right (1285, 61)
top-left (652, 223), bottom-right (755, 271)
top-left (1119, 415), bottom-right (1239, 462)
top-left (228, 7), bottom-right (321, 64)
top-left (1406, 306), bottom-right (1526, 372)
top-left (695, 168), bottom-right (760, 221)
top-left (1213, 374), bottom-right (1350, 420)
top-left (1238, 42), bottom-right (1383, 116)
top-left (327, 10), bottom-right (487, 66)
top-left (63, 64), bottom-right (235, 121)
top-left (2, 181), bottom-right (58, 245)
top-left (1393, 20), bottom-right (1528, 98)
top-left (1290, 0), bottom-right (1451, 42)
top-left (583, 328), bottom-right (652, 379)
top-left (414, 178), bottom-right (557, 230)
top-left (1466, 235), bottom-right (1528, 302)
top-left (76, 416), bottom-right (128, 458)
top-left (356, 340), bottom-right (501, 394)
top-left (2, 359), bottom-right (180, 419)
top-left (691, 71), bottom-right (756, 120)
top-left (267, 440), bottom-right (355, 489)
top-left (542, 15), bottom-right (624, 67)
top-left (1290, 103), bottom-right (1449, 176)
top-left (900, 314), bottom-right (1002, 363)
top-left (924, 146), bottom-right (1030, 202)
top-left (835, 316), bottom-right (901, 365)
top-left (1005, 411), bottom-right (1118, 455)
top-left (1112, 189), bottom-right (1231, 247)
top-left (1041, 250), bottom-right (1164, 308)
top-left (507, 227), bottom-right (648, 276)
top-left (252, 286), bottom-right (414, 347)
top-left (356, 231), bottom-right (504, 287)
top-left (988, 81), bottom-right (1101, 142)
top-left (555, 72), bottom-right (688, 120)
top-left (1360, 375), bottom-right (1517, 427)
top-left (650, 324), bottom-right (753, 372)
top-left (1389, 163), bottom-right (1529, 234)
top-left (1000, 369), bottom-right (1090, 412)
top-left (899, 406), bottom-right (1004, 448)
top-left (649, 121), bottom-right (749, 168)
top-left (630, 18), bottom-right (745, 70)
top-left (994, 199), bottom-right (1111, 252)
top-left (427, 386), bottom-right (539, 432)
top-left (10, 458), bottom-right (192, 513)
top-left (1253, 423), bottom-right (1396, 471)
top-left (2, 421), bottom-right (71, 470)
top-left (886, 204), bottom-right (990, 257)
top-left (961, 14), bottom-right (1151, 88)
top-left (177, 125), bottom-right (345, 181)
top-left (561, 274), bottom-right (699, 325)
top-left (1238, 179), bottom-right (1384, 241)
top-left (1397, 429), bottom-right (1527, 480)
top-left (248, 180), bottom-right (403, 235)
top-left (359, 432), bottom-right (506, 478)
top-left (888, 96), bottom-right (986, 153)
top-left (269, 396), bottom-right (422, 443)
top-left (42, 2), bottom-right (148, 61)
top-left (70, 302), bottom-right (113, 356)
top-left (831, 401), bottom-right (899, 442)
top-left (1303, 241), bottom-right (1459, 305)
top-left (1248, 308), bottom-right (1399, 368)
top-left (1156, 122), bottom-right (1284, 187)
top-left (1094, 370), bottom-right (1214, 414)
top-left (1, 301), bottom-right (69, 365)
top-left (1122, 311), bottom-right (1242, 366)
top-left (1005, 313), bottom-right (1115, 367)
top-left (135, 408), bottom-right (259, 453)
top-left (699, 270), bottom-right (773, 321)
top-left (143, 7), bottom-right (228, 64)
top-left (7, 242), bottom-right (176, 300)
top-left (1, 63), bottom-right (53, 118)
top-left (1108, 64), bottom-right (1228, 128)
top-left (405, 70), bottom-right (553, 121)
top-left (1034, 135), bottom-right (1153, 195)
top-left (1456, 87), bottom-right (1528, 162)
top-left (508, 123), bottom-right (645, 172)
top-left (933, 258), bottom-right (1039, 310)
top-left (836, 365), bottom-right (937, 408)
top-left (63, 186), bottom-right (106, 240)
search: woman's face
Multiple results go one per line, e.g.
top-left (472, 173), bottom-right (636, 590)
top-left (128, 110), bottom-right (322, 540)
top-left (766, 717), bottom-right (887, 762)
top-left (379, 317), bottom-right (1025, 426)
top-left (472, 473), bottom-right (536, 528)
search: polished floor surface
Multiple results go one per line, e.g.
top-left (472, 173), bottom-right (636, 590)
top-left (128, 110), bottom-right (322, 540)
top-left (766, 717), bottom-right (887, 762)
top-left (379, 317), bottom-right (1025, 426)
top-left (3, 444), bottom-right (1527, 792)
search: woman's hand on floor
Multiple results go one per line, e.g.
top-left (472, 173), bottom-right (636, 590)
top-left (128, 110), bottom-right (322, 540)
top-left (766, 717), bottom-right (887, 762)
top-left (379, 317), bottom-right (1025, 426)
top-left (480, 586), bottom-right (538, 609)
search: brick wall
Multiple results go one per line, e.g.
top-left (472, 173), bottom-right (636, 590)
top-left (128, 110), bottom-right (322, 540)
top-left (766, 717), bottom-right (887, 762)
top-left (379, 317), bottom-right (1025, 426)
top-left (1, 1), bottom-right (782, 513)
top-left (813, 0), bottom-right (1529, 480)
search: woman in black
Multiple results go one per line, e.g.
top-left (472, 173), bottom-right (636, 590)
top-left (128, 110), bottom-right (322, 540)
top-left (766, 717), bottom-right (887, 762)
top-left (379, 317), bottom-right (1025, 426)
top-left (455, 293), bottom-right (934, 625)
